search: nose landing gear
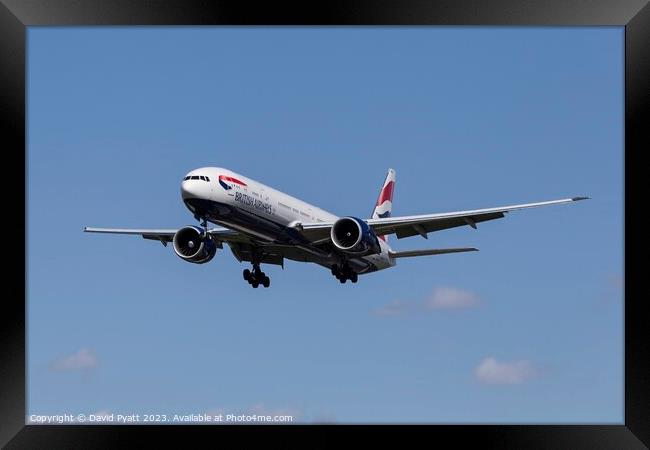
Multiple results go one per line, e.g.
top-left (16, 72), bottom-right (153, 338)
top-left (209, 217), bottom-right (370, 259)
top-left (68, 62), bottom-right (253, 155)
top-left (243, 264), bottom-right (270, 288)
top-left (194, 214), bottom-right (210, 238)
top-left (331, 264), bottom-right (358, 284)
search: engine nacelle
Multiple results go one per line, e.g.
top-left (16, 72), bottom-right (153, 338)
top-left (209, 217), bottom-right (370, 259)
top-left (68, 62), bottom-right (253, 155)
top-left (172, 226), bottom-right (217, 264)
top-left (330, 217), bottom-right (381, 255)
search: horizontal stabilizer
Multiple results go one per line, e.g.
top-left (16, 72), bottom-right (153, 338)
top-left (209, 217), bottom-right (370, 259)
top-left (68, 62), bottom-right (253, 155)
top-left (389, 247), bottom-right (478, 258)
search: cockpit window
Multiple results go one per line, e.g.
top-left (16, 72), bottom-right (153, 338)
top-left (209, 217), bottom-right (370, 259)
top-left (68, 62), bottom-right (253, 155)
top-left (184, 175), bottom-right (210, 181)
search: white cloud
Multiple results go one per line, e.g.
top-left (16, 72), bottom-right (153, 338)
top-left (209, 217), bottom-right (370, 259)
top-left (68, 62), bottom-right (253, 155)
top-left (474, 357), bottom-right (536, 385)
top-left (373, 286), bottom-right (480, 316)
top-left (49, 348), bottom-right (98, 371)
top-left (426, 287), bottom-right (480, 309)
top-left (372, 299), bottom-right (411, 316)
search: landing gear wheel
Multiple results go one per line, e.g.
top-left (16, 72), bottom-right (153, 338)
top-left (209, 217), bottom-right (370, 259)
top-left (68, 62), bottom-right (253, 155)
top-left (244, 262), bottom-right (271, 288)
top-left (332, 262), bottom-right (359, 284)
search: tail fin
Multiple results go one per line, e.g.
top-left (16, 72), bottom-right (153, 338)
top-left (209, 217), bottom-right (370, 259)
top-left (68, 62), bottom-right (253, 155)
top-left (372, 168), bottom-right (396, 242)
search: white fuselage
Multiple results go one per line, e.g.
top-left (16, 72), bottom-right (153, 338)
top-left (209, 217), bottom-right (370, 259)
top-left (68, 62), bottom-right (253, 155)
top-left (180, 167), bottom-right (394, 273)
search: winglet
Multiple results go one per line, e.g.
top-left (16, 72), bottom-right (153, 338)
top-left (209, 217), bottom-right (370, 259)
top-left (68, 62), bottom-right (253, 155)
top-left (572, 196), bottom-right (590, 201)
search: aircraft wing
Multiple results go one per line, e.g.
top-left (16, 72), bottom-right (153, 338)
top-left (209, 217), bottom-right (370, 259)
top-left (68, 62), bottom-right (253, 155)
top-left (83, 226), bottom-right (315, 267)
top-left (298, 197), bottom-right (589, 242)
top-left (83, 226), bottom-right (251, 244)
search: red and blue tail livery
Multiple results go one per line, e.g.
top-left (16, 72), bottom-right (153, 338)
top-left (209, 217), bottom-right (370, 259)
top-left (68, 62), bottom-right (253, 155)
top-left (372, 169), bottom-right (396, 241)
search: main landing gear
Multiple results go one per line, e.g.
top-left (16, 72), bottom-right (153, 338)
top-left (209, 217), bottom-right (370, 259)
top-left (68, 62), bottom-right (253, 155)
top-left (243, 264), bottom-right (270, 288)
top-left (331, 264), bottom-right (358, 284)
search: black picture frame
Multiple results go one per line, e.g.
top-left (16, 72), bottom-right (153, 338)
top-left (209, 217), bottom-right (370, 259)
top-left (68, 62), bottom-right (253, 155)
top-left (3, 0), bottom-right (647, 447)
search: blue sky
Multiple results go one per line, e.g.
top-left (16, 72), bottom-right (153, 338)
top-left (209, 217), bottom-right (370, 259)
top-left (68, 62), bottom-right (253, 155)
top-left (27, 27), bottom-right (623, 423)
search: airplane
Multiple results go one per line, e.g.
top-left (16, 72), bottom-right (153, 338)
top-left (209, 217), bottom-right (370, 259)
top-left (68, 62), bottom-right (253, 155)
top-left (84, 167), bottom-right (588, 288)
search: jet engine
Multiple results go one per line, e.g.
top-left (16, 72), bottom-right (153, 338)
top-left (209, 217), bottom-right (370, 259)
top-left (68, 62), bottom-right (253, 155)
top-left (172, 226), bottom-right (217, 264)
top-left (330, 217), bottom-right (381, 255)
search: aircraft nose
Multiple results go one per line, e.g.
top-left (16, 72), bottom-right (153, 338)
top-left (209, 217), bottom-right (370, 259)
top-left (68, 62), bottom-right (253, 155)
top-left (181, 180), bottom-right (202, 200)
